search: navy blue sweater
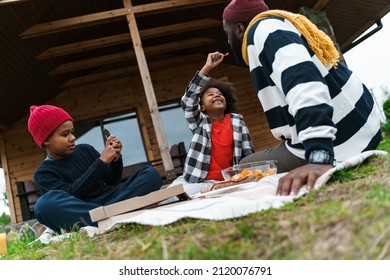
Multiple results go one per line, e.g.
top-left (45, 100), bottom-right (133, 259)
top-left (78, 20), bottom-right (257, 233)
top-left (34, 144), bottom-right (123, 199)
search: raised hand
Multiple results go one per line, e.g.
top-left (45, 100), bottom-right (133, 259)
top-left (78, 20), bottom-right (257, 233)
top-left (200, 51), bottom-right (229, 76)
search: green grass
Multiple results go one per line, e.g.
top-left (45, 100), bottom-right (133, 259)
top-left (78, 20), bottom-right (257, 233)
top-left (2, 137), bottom-right (389, 260)
top-left (0, 212), bottom-right (10, 230)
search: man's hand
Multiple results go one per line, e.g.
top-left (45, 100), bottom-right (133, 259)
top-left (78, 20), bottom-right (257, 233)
top-left (276, 164), bottom-right (333, 196)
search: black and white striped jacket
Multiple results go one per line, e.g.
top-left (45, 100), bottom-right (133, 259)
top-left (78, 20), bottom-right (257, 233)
top-left (245, 16), bottom-right (382, 161)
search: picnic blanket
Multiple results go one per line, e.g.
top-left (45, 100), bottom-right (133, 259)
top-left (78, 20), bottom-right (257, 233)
top-left (30, 150), bottom-right (387, 244)
top-left (100, 150), bottom-right (388, 232)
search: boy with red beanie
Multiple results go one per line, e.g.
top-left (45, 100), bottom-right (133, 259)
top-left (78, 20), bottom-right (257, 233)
top-left (28, 105), bottom-right (162, 233)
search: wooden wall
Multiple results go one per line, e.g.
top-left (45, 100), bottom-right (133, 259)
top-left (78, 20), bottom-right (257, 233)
top-left (1, 59), bottom-right (279, 224)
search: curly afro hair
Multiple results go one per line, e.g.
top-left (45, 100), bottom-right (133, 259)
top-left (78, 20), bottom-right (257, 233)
top-left (200, 77), bottom-right (240, 114)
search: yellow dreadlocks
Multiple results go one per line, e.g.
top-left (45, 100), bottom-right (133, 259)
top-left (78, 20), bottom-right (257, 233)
top-left (241, 10), bottom-right (339, 67)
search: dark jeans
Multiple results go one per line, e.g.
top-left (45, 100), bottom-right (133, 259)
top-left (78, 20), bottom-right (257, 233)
top-left (240, 141), bottom-right (307, 173)
top-left (34, 165), bottom-right (162, 232)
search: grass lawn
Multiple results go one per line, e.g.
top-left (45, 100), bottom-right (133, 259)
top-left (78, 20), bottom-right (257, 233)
top-left (2, 138), bottom-right (389, 260)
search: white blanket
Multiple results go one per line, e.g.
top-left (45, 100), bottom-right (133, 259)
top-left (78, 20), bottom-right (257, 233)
top-left (100, 150), bottom-right (388, 232)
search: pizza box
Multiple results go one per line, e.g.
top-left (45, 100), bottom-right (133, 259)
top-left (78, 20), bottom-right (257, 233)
top-left (89, 184), bottom-right (190, 222)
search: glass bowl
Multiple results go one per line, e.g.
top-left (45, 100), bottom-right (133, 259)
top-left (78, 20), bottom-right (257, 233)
top-left (221, 160), bottom-right (278, 181)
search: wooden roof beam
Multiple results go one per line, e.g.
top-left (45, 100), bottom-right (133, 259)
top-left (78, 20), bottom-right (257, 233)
top-left (313, 0), bottom-right (330, 11)
top-left (63, 76), bottom-right (136, 95)
top-left (20, 0), bottom-right (225, 38)
top-left (50, 37), bottom-right (215, 75)
top-left (20, 8), bottom-right (129, 39)
top-left (61, 54), bottom-right (203, 88)
top-left (0, 122), bottom-right (8, 130)
top-left (36, 18), bottom-right (221, 60)
top-left (0, 0), bottom-right (30, 5)
top-left (62, 66), bottom-right (141, 88)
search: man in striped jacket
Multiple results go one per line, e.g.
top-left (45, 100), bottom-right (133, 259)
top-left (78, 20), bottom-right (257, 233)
top-left (222, 0), bottom-right (382, 196)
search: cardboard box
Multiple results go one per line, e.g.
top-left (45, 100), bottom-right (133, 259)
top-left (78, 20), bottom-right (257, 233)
top-left (96, 199), bottom-right (194, 232)
top-left (89, 184), bottom-right (189, 222)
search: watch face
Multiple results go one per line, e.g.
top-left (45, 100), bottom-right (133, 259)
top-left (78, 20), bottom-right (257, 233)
top-left (309, 150), bottom-right (331, 164)
top-left (313, 151), bottom-right (327, 162)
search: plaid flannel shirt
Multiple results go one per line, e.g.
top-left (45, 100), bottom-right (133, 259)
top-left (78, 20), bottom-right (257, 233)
top-left (181, 71), bottom-right (254, 183)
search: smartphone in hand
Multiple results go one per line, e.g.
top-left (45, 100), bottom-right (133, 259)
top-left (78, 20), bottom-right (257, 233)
top-left (103, 128), bottom-right (119, 161)
top-left (103, 128), bottom-right (110, 140)
top-left (103, 128), bottom-right (114, 146)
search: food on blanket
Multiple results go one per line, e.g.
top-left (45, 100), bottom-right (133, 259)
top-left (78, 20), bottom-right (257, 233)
top-left (201, 175), bottom-right (253, 193)
top-left (221, 160), bottom-right (277, 181)
top-left (201, 166), bottom-right (276, 194)
top-left (229, 168), bottom-right (275, 181)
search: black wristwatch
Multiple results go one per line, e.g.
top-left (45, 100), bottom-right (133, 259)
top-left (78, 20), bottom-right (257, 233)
top-left (308, 150), bottom-right (336, 166)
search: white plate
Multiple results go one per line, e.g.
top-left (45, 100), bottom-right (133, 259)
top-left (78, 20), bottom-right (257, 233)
top-left (191, 181), bottom-right (259, 199)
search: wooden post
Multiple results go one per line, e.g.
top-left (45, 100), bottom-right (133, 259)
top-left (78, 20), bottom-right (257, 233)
top-left (136, 105), bottom-right (154, 160)
top-left (122, 0), bottom-right (173, 170)
top-left (0, 131), bottom-right (16, 223)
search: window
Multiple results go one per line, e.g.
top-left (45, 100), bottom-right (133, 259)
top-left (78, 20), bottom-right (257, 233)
top-left (75, 112), bottom-right (147, 166)
top-left (159, 103), bottom-right (192, 152)
top-left (74, 104), bottom-right (192, 167)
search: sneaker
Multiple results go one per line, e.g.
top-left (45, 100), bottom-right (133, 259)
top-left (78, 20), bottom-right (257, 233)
top-left (28, 227), bottom-right (55, 246)
top-left (79, 226), bottom-right (100, 237)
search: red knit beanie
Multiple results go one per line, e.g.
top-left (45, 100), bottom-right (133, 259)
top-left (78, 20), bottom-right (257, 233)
top-left (28, 105), bottom-right (73, 147)
top-left (223, 0), bottom-right (269, 22)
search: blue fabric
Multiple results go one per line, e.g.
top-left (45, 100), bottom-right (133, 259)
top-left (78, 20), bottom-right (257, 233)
top-left (33, 144), bottom-right (162, 232)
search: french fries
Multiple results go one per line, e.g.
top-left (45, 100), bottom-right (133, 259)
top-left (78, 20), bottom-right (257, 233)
top-left (230, 168), bottom-right (275, 181)
top-left (200, 167), bottom-right (276, 194)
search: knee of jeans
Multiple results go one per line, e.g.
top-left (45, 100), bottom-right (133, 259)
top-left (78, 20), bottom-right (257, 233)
top-left (34, 190), bottom-right (67, 214)
top-left (143, 165), bottom-right (162, 182)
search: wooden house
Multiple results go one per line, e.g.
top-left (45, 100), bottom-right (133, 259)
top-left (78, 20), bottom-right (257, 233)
top-left (1, 0), bottom-right (389, 224)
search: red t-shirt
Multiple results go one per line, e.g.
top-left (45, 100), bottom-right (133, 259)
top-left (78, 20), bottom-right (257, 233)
top-left (205, 114), bottom-right (233, 180)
